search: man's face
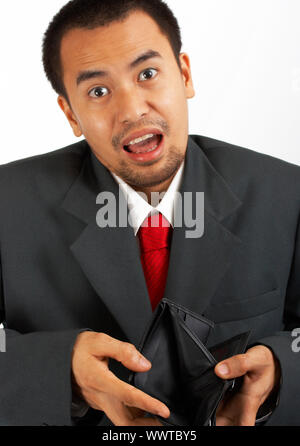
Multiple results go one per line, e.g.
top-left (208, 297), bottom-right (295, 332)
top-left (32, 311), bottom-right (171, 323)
top-left (59, 10), bottom-right (195, 189)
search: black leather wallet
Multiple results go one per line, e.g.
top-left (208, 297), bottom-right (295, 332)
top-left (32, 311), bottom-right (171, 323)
top-left (129, 298), bottom-right (251, 426)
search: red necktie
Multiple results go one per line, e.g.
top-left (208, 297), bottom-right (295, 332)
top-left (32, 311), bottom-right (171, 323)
top-left (138, 213), bottom-right (173, 311)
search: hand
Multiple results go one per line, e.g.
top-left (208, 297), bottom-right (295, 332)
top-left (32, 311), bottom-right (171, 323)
top-left (214, 345), bottom-right (281, 426)
top-left (71, 331), bottom-right (169, 426)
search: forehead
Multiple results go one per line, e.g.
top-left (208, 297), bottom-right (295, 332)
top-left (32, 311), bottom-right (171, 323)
top-left (60, 11), bottom-right (173, 77)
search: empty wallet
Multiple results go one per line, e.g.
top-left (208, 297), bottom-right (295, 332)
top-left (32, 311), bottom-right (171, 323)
top-left (129, 298), bottom-right (251, 426)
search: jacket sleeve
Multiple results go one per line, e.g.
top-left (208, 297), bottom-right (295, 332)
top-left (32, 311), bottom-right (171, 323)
top-left (255, 212), bottom-right (300, 426)
top-left (0, 258), bottom-right (92, 426)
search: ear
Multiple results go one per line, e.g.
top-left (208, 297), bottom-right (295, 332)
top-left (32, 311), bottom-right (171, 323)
top-left (179, 53), bottom-right (195, 99)
top-left (57, 96), bottom-right (83, 137)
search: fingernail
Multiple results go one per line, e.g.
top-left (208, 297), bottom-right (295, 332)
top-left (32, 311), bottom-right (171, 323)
top-left (139, 356), bottom-right (151, 367)
top-left (217, 363), bottom-right (229, 375)
top-left (158, 407), bottom-right (169, 418)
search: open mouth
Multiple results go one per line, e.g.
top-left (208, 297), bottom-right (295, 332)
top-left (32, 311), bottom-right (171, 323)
top-left (123, 134), bottom-right (163, 154)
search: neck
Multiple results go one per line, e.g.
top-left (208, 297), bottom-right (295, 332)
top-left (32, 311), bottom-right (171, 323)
top-left (132, 172), bottom-right (177, 204)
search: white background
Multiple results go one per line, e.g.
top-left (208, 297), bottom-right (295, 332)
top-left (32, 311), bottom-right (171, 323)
top-left (0, 0), bottom-right (299, 166)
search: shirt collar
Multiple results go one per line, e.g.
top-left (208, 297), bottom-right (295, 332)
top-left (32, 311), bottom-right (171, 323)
top-left (112, 162), bottom-right (185, 236)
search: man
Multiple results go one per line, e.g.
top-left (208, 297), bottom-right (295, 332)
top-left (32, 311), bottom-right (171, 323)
top-left (0, 0), bottom-right (299, 426)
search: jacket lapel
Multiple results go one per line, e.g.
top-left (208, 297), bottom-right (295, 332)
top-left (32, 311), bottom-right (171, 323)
top-left (61, 145), bottom-right (152, 346)
top-left (164, 136), bottom-right (243, 316)
top-left (61, 137), bottom-right (243, 344)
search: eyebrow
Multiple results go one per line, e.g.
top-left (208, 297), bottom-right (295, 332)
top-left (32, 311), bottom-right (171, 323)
top-left (76, 50), bottom-right (162, 86)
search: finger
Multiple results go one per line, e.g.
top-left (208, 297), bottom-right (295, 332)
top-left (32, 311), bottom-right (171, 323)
top-left (238, 398), bottom-right (261, 426)
top-left (127, 407), bottom-right (145, 419)
top-left (102, 396), bottom-right (134, 426)
top-left (91, 333), bottom-right (152, 372)
top-left (215, 346), bottom-right (274, 380)
top-left (88, 363), bottom-right (170, 418)
top-left (78, 358), bottom-right (169, 419)
top-left (217, 411), bottom-right (257, 426)
top-left (104, 371), bottom-right (170, 419)
top-left (216, 392), bottom-right (261, 426)
top-left (122, 406), bottom-right (163, 426)
top-left (214, 354), bottom-right (249, 379)
top-left (103, 397), bottom-right (163, 426)
top-left (131, 417), bottom-right (163, 426)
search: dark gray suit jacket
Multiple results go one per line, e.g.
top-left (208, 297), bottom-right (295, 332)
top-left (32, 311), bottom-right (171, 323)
top-left (0, 135), bottom-right (299, 426)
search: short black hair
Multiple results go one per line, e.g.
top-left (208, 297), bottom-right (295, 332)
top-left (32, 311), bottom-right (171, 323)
top-left (42, 0), bottom-right (182, 100)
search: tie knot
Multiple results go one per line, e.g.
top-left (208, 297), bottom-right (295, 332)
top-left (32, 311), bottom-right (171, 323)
top-left (138, 213), bottom-right (172, 253)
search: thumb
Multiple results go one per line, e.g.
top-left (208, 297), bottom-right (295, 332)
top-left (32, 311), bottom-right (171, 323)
top-left (214, 354), bottom-right (249, 380)
top-left (114, 342), bottom-right (152, 372)
top-left (91, 333), bottom-right (152, 372)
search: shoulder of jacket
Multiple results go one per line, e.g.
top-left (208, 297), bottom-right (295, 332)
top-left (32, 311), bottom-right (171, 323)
top-left (0, 139), bottom-right (89, 185)
top-left (190, 134), bottom-right (300, 178)
top-left (0, 140), bottom-right (90, 206)
top-left (0, 139), bottom-right (88, 173)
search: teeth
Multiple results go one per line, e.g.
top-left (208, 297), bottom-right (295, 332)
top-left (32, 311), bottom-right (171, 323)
top-left (128, 133), bottom-right (154, 146)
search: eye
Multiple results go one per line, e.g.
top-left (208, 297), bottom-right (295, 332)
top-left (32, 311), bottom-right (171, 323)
top-left (88, 86), bottom-right (109, 98)
top-left (138, 68), bottom-right (158, 82)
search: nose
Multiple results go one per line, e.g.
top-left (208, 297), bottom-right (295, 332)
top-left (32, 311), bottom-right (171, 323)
top-left (115, 86), bottom-right (150, 124)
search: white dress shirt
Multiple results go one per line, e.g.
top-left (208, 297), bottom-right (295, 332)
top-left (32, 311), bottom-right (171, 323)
top-left (72, 161), bottom-right (185, 419)
top-left (112, 161), bottom-right (185, 235)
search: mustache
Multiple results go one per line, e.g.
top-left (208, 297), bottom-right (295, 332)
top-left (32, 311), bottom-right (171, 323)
top-left (112, 118), bottom-right (170, 149)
